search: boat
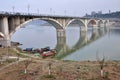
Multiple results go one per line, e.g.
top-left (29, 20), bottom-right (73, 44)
top-left (23, 47), bottom-right (56, 57)
top-left (40, 47), bottom-right (56, 57)
top-left (40, 47), bottom-right (50, 52)
top-left (23, 48), bottom-right (33, 52)
top-left (33, 47), bottom-right (50, 53)
top-left (41, 50), bottom-right (56, 57)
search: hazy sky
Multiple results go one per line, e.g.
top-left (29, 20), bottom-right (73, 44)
top-left (0, 0), bottom-right (120, 16)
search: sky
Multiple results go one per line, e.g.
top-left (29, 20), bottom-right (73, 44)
top-left (0, 0), bottom-right (120, 16)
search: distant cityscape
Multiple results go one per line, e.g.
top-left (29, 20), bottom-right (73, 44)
top-left (85, 11), bottom-right (120, 18)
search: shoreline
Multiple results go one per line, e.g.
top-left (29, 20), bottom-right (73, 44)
top-left (0, 58), bottom-right (120, 80)
top-left (0, 47), bottom-right (120, 80)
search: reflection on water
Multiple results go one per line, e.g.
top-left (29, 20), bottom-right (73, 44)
top-left (11, 22), bottom-right (120, 61)
top-left (56, 27), bottom-right (109, 60)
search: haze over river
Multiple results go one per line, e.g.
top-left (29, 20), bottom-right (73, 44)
top-left (11, 20), bottom-right (120, 61)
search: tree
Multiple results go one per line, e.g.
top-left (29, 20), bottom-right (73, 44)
top-left (24, 59), bottom-right (31, 74)
top-left (48, 62), bottom-right (52, 75)
top-left (99, 58), bottom-right (105, 77)
top-left (96, 52), bottom-right (105, 77)
top-left (0, 55), bottom-right (3, 64)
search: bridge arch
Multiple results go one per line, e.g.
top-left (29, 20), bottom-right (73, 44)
top-left (10, 18), bottom-right (63, 37)
top-left (87, 19), bottom-right (97, 28)
top-left (104, 20), bottom-right (109, 27)
top-left (66, 19), bottom-right (85, 29)
top-left (98, 20), bottom-right (104, 27)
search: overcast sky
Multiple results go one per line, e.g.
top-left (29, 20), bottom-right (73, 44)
top-left (0, 0), bottom-right (120, 16)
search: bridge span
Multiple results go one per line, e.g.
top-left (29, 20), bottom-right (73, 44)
top-left (0, 12), bottom-right (110, 47)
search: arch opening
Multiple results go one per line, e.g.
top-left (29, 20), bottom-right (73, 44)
top-left (87, 19), bottom-right (97, 28)
top-left (10, 18), bottom-right (63, 37)
top-left (11, 19), bottom-right (57, 49)
top-left (98, 20), bottom-right (104, 27)
top-left (66, 19), bottom-right (84, 48)
top-left (66, 19), bottom-right (85, 29)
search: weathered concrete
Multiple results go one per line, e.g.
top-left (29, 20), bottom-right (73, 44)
top-left (0, 17), bottom-right (10, 47)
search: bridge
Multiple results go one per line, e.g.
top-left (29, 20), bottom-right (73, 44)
top-left (0, 11), bottom-right (110, 47)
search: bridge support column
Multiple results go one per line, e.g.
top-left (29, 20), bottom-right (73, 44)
top-left (91, 28), bottom-right (99, 39)
top-left (80, 26), bottom-right (87, 31)
top-left (8, 18), bottom-right (15, 33)
top-left (56, 29), bottom-right (66, 46)
top-left (93, 25), bottom-right (98, 29)
top-left (14, 17), bottom-right (20, 27)
top-left (57, 36), bottom-right (66, 46)
top-left (80, 31), bottom-right (88, 44)
top-left (20, 18), bottom-right (25, 24)
top-left (100, 24), bottom-right (104, 27)
top-left (105, 23), bottom-right (110, 27)
top-left (56, 29), bottom-right (66, 38)
top-left (80, 19), bottom-right (88, 31)
top-left (25, 17), bottom-right (30, 21)
top-left (0, 17), bottom-right (10, 47)
top-left (99, 28), bottom-right (105, 36)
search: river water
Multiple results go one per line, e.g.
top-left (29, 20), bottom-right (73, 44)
top-left (11, 20), bottom-right (120, 61)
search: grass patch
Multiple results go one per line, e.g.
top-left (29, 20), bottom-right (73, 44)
top-left (43, 74), bottom-right (56, 79)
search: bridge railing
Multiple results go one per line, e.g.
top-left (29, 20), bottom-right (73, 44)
top-left (0, 11), bottom-right (84, 19)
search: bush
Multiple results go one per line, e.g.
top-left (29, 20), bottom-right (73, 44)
top-left (43, 74), bottom-right (56, 79)
top-left (104, 71), bottom-right (110, 79)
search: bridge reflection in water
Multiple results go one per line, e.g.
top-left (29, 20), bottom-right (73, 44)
top-left (55, 27), bottom-right (109, 59)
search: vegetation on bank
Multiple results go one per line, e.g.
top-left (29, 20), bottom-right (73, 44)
top-left (0, 47), bottom-right (120, 80)
top-left (0, 59), bottom-right (120, 80)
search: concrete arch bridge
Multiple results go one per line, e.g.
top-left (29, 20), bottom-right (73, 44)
top-left (0, 12), bottom-right (110, 47)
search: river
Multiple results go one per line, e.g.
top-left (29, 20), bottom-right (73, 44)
top-left (11, 20), bottom-right (120, 61)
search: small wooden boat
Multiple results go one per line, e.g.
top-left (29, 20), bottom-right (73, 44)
top-left (33, 47), bottom-right (50, 53)
top-left (40, 47), bottom-right (56, 57)
top-left (41, 51), bottom-right (56, 57)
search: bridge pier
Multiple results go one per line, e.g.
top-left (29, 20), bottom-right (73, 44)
top-left (99, 27), bottom-right (105, 36)
top-left (8, 18), bottom-right (15, 33)
top-left (56, 29), bottom-right (66, 50)
top-left (100, 24), bottom-right (104, 27)
top-left (0, 17), bottom-right (10, 47)
top-left (92, 24), bottom-right (98, 28)
top-left (80, 31), bottom-right (88, 44)
top-left (14, 17), bottom-right (20, 27)
top-left (20, 18), bottom-right (25, 24)
top-left (91, 28), bottom-right (99, 40)
top-left (55, 29), bottom-right (67, 55)
top-left (56, 29), bottom-right (66, 38)
top-left (80, 26), bottom-right (87, 32)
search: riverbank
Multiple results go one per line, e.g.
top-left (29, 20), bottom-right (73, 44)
top-left (0, 48), bottom-right (120, 80)
top-left (0, 59), bottom-right (119, 80)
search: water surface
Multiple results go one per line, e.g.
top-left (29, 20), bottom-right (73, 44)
top-left (11, 20), bottom-right (120, 61)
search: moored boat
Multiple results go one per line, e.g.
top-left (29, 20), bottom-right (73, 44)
top-left (40, 47), bottom-right (56, 57)
top-left (41, 50), bottom-right (56, 57)
top-left (23, 47), bottom-right (56, 57)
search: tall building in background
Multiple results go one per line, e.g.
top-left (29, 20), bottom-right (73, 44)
top-left (109, 10), bottom-right (111, 14)
top-left (98, 11), bottom-right (102, 15)
top-left (91, 11), bottom-right (96, 16)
